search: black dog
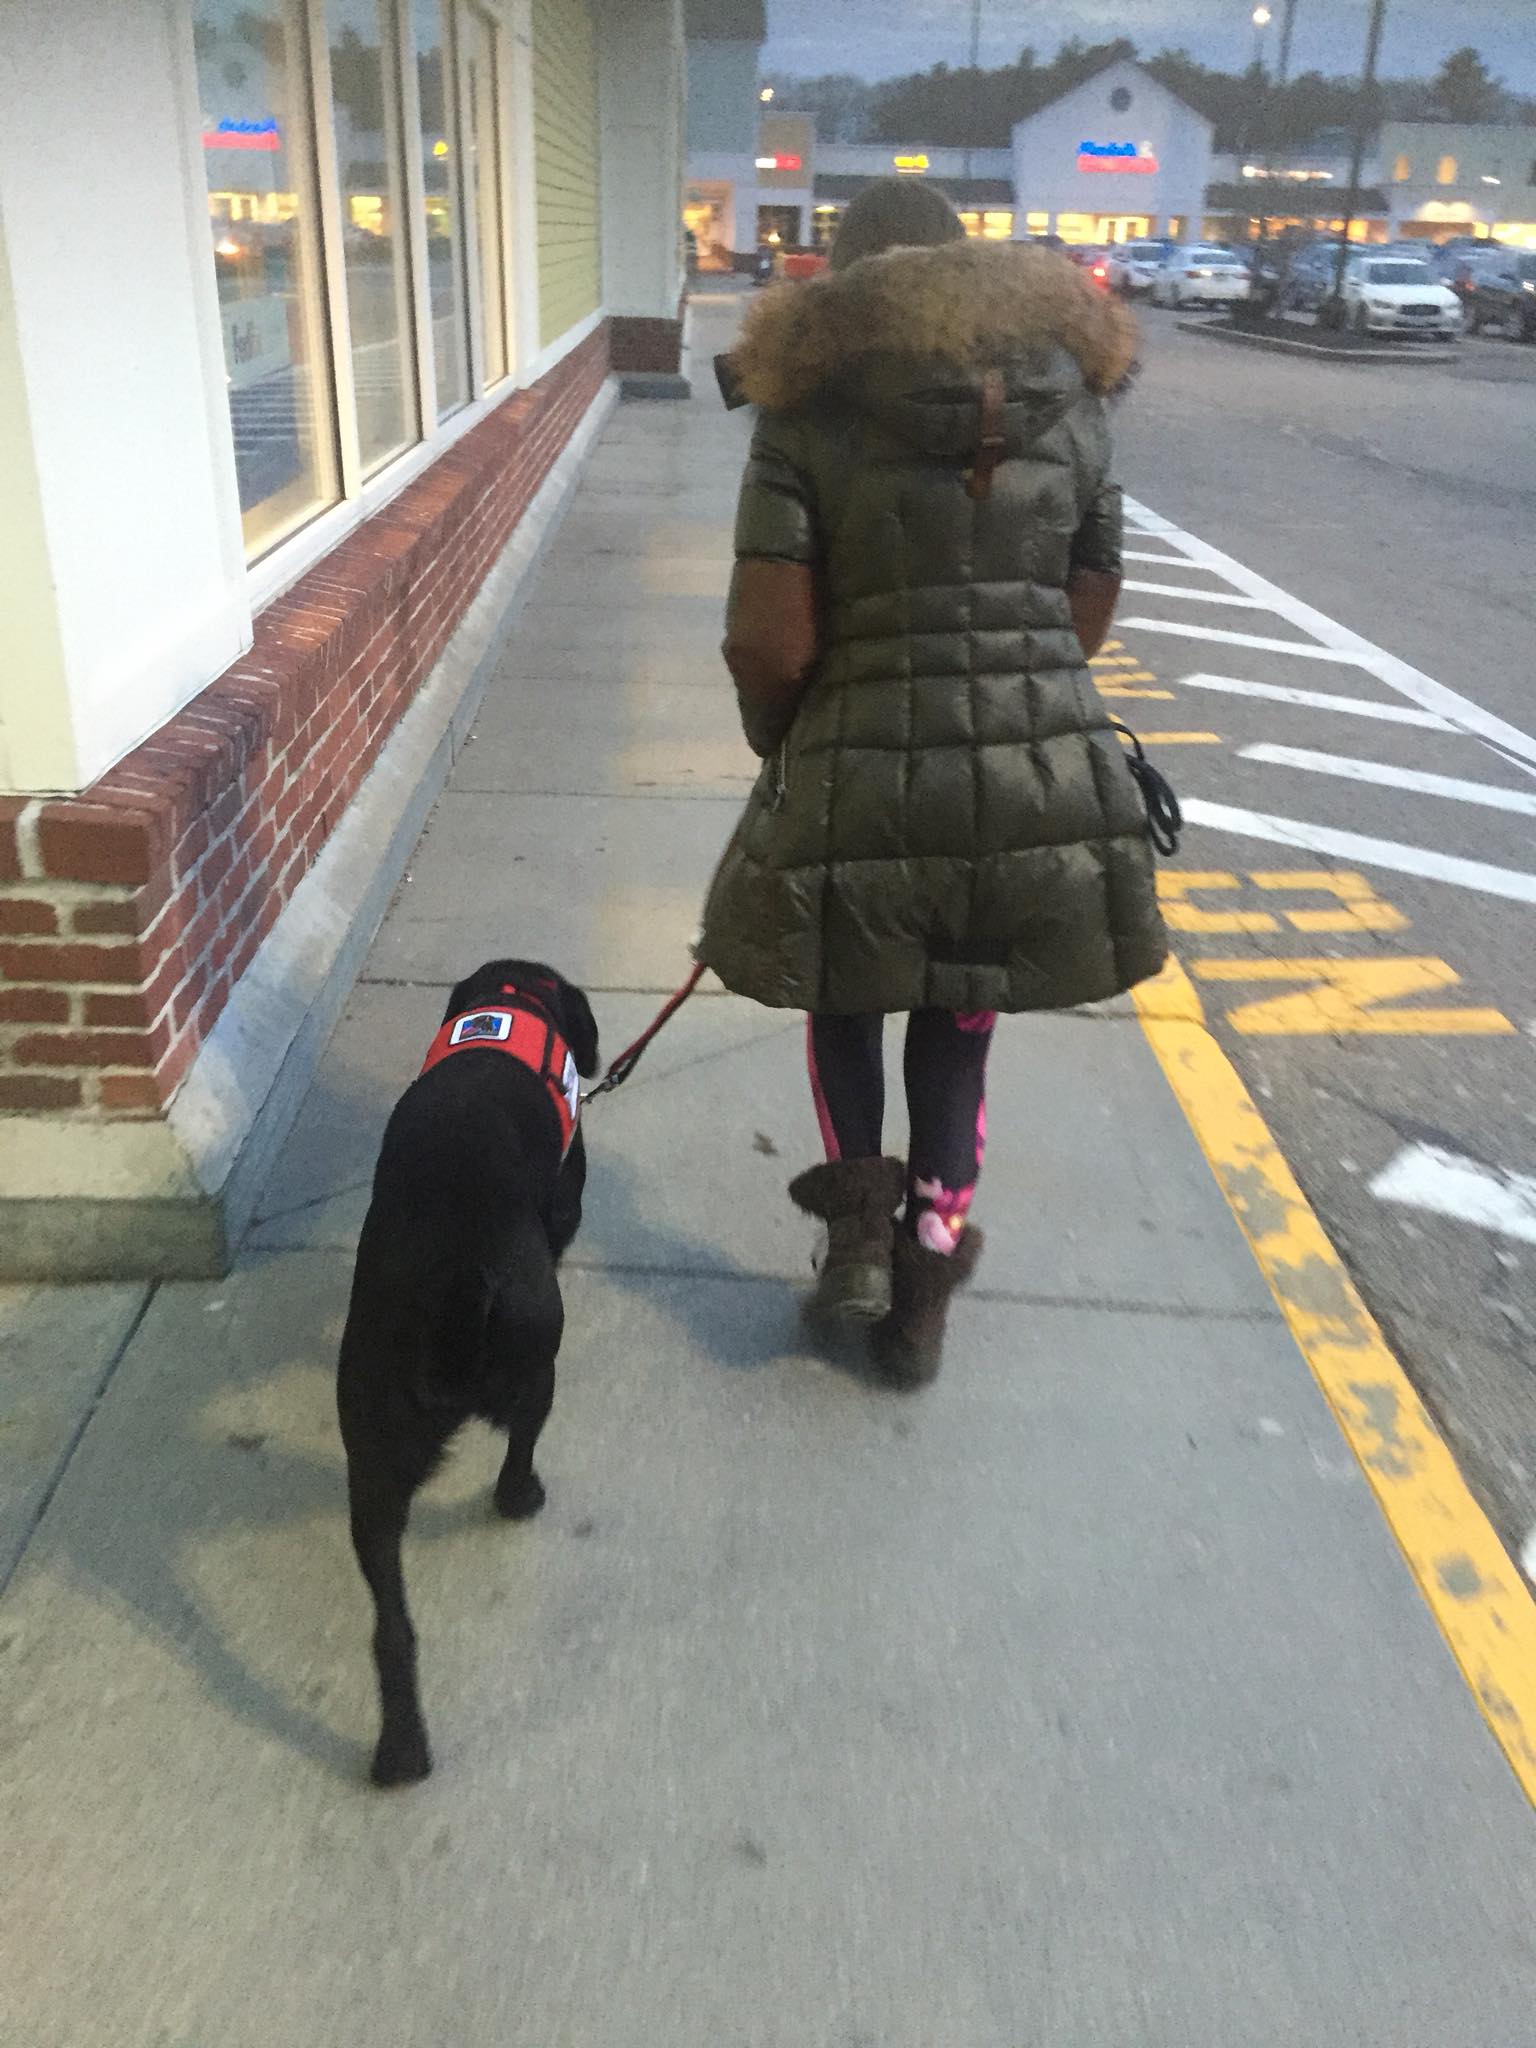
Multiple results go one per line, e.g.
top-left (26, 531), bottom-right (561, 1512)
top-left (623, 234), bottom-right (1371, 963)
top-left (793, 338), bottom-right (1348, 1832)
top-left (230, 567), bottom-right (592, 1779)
top-left (336, 959), bottom-right (599, 1786)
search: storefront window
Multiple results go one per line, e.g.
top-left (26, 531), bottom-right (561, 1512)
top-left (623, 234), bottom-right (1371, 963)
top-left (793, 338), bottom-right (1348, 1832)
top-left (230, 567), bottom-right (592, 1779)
top-left (810, 206), bottom-right (840, 250)
top-left (196, 1), bottom-right (341, 557)
top-left (416, 0), bottom-right (471, 416)
top-left (326, 0), bottom-right (420, 474)
top-left (464, 7), bottom-right (508, 386)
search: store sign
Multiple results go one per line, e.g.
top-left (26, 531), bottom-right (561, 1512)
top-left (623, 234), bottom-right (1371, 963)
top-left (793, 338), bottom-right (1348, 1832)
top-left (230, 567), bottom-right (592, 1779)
top-left (893, 154), bottom-right (930, 172)
top-left (203, 116), bottom-right (280, 152)
top-left (756, 153), bottom-right (803, 171)
top-left (1077, 139), bottom-right (1158, 174)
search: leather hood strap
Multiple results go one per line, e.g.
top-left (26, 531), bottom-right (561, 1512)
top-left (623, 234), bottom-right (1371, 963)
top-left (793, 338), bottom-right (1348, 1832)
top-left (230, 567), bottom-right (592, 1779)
top-left (965, 368), bottom-right (1007, 501)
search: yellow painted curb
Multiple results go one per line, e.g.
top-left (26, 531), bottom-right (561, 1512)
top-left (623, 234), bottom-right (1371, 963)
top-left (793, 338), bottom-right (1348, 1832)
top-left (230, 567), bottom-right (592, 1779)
top-left (1132, 955), bottom-right (1536, 1803)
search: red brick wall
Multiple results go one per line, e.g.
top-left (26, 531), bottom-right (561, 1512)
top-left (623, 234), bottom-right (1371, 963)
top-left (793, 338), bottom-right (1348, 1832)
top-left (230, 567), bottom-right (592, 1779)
top-left (0, 328), bottom-right (609, 1121)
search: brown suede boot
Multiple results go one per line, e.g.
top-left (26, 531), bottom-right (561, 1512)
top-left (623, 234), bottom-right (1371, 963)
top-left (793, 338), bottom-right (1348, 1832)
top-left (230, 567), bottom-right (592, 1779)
top-left (871, 1227), bottom-right (984, 1389)
top-left (787, 1157), bottom-right (907, 1328)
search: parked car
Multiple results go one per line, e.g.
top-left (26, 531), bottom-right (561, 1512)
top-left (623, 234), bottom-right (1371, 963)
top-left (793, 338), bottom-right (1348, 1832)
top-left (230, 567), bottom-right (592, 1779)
top-left (1151, 246), bottom-right (1250, 309)
top-left (1334, 256), bottom-right (1462, 338)
top-left (1462, 250), bottom-right (1536, 340)
top-left (1431, 245), bottom-right (1504, 309)
top-left (1105, 238), bottom-right (1174, 296)
top-left (1281, 240), bottom-right (1343, 312)
top-left (1424, 235), bottom-right (1485, 266)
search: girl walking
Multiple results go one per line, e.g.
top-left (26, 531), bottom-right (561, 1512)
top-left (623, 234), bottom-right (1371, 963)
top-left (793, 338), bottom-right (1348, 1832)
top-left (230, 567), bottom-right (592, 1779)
top-left (697, 182), bottom-right (1168, 1385)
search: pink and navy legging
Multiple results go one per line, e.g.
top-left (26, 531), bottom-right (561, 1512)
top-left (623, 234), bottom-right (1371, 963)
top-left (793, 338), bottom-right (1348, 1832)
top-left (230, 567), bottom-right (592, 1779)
top-left (807, 1010), bottom-right (996, 1253)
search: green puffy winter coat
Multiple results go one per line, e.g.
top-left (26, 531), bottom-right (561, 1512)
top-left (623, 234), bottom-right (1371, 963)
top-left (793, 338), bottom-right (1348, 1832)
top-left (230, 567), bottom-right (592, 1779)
top-left (696, 239), bottom-right (1169, 1016)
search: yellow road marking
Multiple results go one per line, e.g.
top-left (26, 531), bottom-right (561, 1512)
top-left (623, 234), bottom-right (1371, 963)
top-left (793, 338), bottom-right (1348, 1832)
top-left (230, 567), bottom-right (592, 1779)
top-left (1250, 869), bottom-right (1408, 934)
top-left (1193, 955), bottom-right (1516, 1035)
top-left (1159, 872), bottom-right (1278, 934)
top-left (1132, 956), bottom-right (1536, 1804)
top-left (1130, 732), bottom-right (1223, 745)
top-left (1097, 684), bottom-right (1174, 700)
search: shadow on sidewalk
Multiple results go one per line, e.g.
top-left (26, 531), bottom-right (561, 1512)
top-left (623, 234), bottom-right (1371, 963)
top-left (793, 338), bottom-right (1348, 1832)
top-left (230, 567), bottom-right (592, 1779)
top-left (578, 1148), bottom-right (885, 1389)
top-left (19, 1253), bottom-right (554, 1786)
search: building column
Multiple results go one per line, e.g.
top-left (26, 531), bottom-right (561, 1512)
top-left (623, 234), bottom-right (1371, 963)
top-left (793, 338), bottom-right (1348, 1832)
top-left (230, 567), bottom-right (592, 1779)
top-left (0, 0), bottom-right (250, 798)
top-left (596, 0), bottom-right (690, 396)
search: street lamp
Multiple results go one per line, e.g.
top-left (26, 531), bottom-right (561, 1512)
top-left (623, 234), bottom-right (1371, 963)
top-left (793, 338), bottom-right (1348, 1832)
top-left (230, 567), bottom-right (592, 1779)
top-left (759, 87), bottom-right (774, 103)
top-left (962, 0), bottom-right (983, 184)
top-left (1243, 3), bottom-right (1274, 271)
top-left (1330, 0), bottom-right (1389, 314)
top-left (1251, 3), bottom-right (1272, 75)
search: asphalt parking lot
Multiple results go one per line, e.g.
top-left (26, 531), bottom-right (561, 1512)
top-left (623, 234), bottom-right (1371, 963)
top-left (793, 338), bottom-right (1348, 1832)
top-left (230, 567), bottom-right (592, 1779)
top-left (1111, 303), bottom-right (1536, 1569)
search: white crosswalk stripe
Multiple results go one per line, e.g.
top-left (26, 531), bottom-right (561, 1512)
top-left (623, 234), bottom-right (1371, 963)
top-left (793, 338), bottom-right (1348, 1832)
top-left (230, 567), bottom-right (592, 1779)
top-left (1239, 744), bottom-right (1536, 817)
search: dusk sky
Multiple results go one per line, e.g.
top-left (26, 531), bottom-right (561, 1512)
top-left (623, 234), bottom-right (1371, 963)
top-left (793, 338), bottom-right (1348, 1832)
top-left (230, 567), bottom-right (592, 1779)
top-left (761, 1), bottom-right (1536, 93)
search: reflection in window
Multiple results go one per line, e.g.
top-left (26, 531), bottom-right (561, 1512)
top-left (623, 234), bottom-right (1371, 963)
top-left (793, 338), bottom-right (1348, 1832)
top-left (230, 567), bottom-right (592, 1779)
top-left (326, 0), bottom-right (420, 473)
top-left (196, 1), bottom-right (340, 557)
top-left (1393, 154), bottom-right (1410, 182)
top-left (1437, 155), bottom-right (1458, 185)
top-left (465, 7), bottom-right (508, 386)
top-left (416, 0), bottom-right (470, 417)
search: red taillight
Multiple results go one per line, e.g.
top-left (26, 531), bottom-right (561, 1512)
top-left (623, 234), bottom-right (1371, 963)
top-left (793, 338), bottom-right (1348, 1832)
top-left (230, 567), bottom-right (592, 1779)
top-left (1092, 263), bottom-right (1107, 279)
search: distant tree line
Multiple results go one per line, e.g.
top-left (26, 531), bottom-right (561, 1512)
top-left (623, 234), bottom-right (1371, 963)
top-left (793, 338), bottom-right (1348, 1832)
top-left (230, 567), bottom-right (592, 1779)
top-left (766, 42), bottom-right (1534, 152)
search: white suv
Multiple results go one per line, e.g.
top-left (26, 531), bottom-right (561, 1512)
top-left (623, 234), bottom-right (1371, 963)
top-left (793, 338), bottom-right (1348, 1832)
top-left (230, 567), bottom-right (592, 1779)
top-left (1336, 256), bottom-right (1462, 338)
top-left (1151, 247), bottom-right (1251, 308)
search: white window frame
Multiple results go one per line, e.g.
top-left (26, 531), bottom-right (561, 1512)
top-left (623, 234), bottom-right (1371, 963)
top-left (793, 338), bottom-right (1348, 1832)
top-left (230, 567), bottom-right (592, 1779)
top-left (222, 0), bottom-right (546, 614)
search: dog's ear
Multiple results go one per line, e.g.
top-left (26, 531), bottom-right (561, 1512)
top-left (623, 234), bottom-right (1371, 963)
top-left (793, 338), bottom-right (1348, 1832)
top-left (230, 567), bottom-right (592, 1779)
top-left (559, 982), bottom-right (601, 1078)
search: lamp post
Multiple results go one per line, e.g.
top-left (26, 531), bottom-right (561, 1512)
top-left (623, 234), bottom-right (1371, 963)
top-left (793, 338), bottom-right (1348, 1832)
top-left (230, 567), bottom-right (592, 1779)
top-left (962, 0), bottom-right (982, 184)
top-left (1254, 0), bottom-right (1301, 318)
top-left (1251, 4), bottom-right (1272, 68)
top-left (1250, 7), bottom-right (1272, 251)
top-left (1330, 0), bottom-right (1388, 317)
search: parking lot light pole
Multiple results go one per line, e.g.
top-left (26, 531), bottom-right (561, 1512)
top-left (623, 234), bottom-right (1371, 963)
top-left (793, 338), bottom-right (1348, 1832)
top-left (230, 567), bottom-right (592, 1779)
top-left (1254, 0), bottom-right (1300, 313)
top-left (1330, 0), bottom-right (1388, 315)
top-left (1251, 8), bottom-right (1273, 251)
top-left (962, 0), bottom-right (982, 184)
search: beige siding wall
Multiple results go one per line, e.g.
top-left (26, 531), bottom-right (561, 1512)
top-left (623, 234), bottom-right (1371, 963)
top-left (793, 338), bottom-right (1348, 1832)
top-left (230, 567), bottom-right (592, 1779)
top-left (533, 0), bottom-right (601, 349)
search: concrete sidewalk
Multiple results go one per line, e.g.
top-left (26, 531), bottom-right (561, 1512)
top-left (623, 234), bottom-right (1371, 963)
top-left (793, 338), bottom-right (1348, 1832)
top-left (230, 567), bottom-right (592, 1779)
top-left (2, 295), bottom-right (1534, 2046)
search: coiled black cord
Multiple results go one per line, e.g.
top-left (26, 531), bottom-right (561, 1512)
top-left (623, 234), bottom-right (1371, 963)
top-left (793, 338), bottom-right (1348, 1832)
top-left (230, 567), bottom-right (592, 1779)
top-left (1110, 719), bottom-right (1184, 857)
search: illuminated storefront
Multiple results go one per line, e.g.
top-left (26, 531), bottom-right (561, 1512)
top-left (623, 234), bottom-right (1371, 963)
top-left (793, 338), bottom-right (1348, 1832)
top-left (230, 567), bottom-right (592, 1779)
top-left (0, 0), bottom-right (689, 1273)
top-left (810, 145), bottom-right (1016, 246)
top-left (1011, 57), bottom-right (1212, 245)
top-left (1379, 122), bottom-right (1536, 250)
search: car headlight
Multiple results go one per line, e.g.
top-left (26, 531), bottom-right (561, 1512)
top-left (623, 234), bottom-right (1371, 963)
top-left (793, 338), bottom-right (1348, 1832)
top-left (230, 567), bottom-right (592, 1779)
top-left (1368, 300), bottom-right (1391, 312)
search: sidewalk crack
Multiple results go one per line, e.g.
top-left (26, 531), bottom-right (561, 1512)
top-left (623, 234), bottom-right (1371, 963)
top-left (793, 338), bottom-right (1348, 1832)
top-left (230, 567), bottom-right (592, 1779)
top-left (1, 1284), bottom-right (158, 1600)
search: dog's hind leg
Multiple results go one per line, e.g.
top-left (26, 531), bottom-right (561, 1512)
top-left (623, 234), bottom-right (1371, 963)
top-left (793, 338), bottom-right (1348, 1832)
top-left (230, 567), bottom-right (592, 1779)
top-left (494, 1354), bottom-right (556, 1521)
top-left (347, 1461), bottom-right (433, 1786)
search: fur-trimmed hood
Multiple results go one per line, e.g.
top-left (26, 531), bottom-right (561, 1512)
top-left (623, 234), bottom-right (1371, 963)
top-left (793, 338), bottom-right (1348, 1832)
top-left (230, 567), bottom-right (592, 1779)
top-left (732, 240), bottom-right (1139, 419)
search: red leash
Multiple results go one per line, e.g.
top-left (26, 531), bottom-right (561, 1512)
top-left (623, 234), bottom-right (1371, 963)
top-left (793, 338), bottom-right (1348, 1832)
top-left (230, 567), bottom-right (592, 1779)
top-left (582, 963), bottom-right (706, 1104)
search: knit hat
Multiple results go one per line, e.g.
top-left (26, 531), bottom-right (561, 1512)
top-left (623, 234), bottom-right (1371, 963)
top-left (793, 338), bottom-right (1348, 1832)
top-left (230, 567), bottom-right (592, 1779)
top-left (830, 177), bottom-right (966, 272)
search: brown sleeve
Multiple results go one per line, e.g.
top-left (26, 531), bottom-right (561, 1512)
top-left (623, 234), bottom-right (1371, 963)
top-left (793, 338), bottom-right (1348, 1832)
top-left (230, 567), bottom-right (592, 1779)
top-left (723, 558), bottom-right (819, 758)
top-left (1066, 566), bottom-right (1122, 661)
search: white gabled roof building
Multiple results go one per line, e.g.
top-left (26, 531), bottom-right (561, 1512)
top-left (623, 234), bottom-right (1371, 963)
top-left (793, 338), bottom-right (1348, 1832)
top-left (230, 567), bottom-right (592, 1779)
top-left (1011, 58), bottom-right (1214, 243)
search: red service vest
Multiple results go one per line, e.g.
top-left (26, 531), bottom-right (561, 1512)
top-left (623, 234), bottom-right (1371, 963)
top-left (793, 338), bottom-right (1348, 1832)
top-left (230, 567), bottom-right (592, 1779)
top-left (419, 1000), bottom-right (580, 1157)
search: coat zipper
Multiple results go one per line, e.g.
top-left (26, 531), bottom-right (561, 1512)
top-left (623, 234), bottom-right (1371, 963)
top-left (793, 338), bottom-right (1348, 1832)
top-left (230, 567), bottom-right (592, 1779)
top-left (768, 741), bottom-right (789, 812)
